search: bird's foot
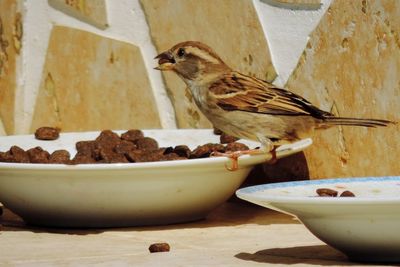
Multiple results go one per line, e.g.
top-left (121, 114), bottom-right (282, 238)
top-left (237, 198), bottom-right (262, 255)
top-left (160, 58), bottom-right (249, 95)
top-left (211, 151), bottom-right (242, 171)
top-left (266, 145), bottom-right (279, 165)
top-left (211, 147), bottom-right (279, 171)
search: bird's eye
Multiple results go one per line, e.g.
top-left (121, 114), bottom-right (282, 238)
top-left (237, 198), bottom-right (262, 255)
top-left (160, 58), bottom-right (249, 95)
top-left (177, 48), bottom-right (186, 58)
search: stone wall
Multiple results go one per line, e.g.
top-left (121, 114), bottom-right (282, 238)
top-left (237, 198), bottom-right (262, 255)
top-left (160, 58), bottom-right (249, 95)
top-left (1, 0), bottom-right (399, 179)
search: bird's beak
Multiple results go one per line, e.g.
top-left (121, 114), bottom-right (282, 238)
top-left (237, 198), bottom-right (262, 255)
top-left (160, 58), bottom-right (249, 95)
top-left (154, 51), bottom-right (175, 71)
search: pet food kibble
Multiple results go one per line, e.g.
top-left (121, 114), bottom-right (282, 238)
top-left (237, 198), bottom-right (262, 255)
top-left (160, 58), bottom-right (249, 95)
top-left (225, 142), bottom-right (249, 152)
top-left (121, 129), bottom-right (144, 142)
top-left (125, 150), bottom-right (144, 162)
top-left (0, 151), bottom-right (13, 162)
top-left (220, 132), bottom-right (239, 144)
top-left (149, 243), bottom-right (170, 253)
top-left (316, 188), bottom-right (338, 197)
top-left (27, 147), bottom-right (50, 163)
top-left (213, 128), bottom-right (223, 135)
top-left (190, 143), bottom-right (225, 158)
top-left (161, 153), bottom-right (186, 161)
top-left (173, 145), bottom-right (191, 158)
top-left (114, 140), bottom-right (137, 155)
top-left (134, 137), bottom-right (158, 150)
top-left (340, 190), bottom-right (356, 197)
top-left (1, 129), bottom-right (257, 165)
top-left (34, 127), bottom-right (60, 140)
top-left (95, 146), bottom-right (129, 163)
top-left (76, 141), bottom-right (96, 156)
top-left (49, 150), bottom-right (71, 164)
top-left (9, 146), bottom-right (30, 163)
top-left (95, 130), bottom-right (121, 147)
top-left (70, 153), bottom-right (97, 164)
top-left (126, 150), bottom-right (164, 163)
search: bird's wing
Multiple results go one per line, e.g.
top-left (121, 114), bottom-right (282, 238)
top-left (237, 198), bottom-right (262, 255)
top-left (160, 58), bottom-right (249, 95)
top-left (209, 72), bottom-right (332, 118)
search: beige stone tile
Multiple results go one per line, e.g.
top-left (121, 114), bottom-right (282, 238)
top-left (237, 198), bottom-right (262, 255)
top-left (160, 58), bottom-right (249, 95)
top-left (49, 0), bottom-right (108, 29)
top-left (0, 0), bottom-right (20, 135)
top-left (141, 0), bottom-right (276, 128)
top-left (31, 26), bottom-right (161, 133)
top-left (282, 0), bottom-right (400, 179)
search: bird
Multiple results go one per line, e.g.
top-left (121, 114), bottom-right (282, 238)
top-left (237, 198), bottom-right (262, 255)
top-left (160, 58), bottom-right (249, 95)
top-left (155, 41), bottom-right (395, 170)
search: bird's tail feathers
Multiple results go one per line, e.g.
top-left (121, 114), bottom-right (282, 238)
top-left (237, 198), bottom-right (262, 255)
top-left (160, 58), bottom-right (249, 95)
top-left (322, 117), bottom-right (395, 128)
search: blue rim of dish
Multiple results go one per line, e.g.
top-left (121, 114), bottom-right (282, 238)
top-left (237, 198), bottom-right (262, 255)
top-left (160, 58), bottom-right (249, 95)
top-left (236, 176), bottom-right (400, 203)
top-left (239, 176), bottom-right (400, 193)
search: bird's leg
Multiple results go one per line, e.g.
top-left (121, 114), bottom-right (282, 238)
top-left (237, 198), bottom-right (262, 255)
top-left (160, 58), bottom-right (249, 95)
top-left (257, 136), bottom-right (279, 165)
top-left (211, 137), bottom-right (279, 171)
top-left (211, 149), bottom-right (261, 171)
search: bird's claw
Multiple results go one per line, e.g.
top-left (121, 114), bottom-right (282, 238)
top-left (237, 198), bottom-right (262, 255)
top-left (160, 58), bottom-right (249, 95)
top-left (211, 151), bottom-right (240, 171)
top-left (266, 146), bottom-right (278, 164)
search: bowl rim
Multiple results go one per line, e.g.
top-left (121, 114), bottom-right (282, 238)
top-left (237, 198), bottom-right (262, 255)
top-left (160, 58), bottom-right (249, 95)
top-left (236, 176), bottom-right (400, 204)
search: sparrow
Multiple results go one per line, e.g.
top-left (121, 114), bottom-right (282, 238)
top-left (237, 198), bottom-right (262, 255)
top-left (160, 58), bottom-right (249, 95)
top-left (155, 41), bottom-right (395, 170)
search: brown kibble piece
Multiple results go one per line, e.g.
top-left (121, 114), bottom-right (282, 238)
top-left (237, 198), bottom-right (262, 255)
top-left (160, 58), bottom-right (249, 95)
top-left (114, 140), bottom-right (137, 155)
top-left (161, 153), bottom-right (186, 161)
top-left (173, 145), bottom-right (191, 158)
top-left (190, 143), bottom-right (225, 158)
top-left (134, 137), bottom-right (158, 150)
top-left (121, 129), bottom-right (144, 142)
top-left (0, 151), bottom-right (14, 162)
top-left (159, 146), bottom-right (174, 155)
top-left (220, 132), bottom-right (239, 144)
top-left (49, 150), bottom-right (70, 164)
top-left (340, 190), bottom-right (356, 197)
top-left (213, 128), bottom-right (223, 135)
top-left (126, 150), bottom-right (163, 163)
top-left (148, 243), bottom-right (170, 253)
top-left (70, 153), bottom-right (97, 164)
top-left (35, 127), bottom-right (60, 140)
top-left (27, 147), bottom-right (50, 163)
top-left (95, 146), bottom-right (129, 163)
top-left (95, 130), bottom-right (121, 147)
top-left (9, 146), bottom-right (30, 163)
top-left (225, 142), bottom-right (249, 152)
top-left (316, 188), bottom-right (338, 197)
top-left (125, 150), bottom-right (144, 162)
top-left (76, 141), bottom-right (96, 156)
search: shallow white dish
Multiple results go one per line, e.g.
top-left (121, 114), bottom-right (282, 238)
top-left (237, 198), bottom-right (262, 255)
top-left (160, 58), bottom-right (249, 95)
top-left (0, 129), bottom-right (311, 228)
top-left (236, 176), bottom-right (400, 263)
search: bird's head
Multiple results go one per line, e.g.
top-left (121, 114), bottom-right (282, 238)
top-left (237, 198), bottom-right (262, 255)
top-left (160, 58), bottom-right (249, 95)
top-left (155, 41), bottom-right (230, 84)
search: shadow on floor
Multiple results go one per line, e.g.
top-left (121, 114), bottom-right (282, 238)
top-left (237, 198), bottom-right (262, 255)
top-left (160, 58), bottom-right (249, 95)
top-left (0, 201), bottom-right (299, 234)
top-left (235, 245), bottom-right (356, 266)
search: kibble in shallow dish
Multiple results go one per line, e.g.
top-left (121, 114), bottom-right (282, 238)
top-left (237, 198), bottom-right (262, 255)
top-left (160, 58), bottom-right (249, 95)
top-left (237, 177), bottom-right (400, 263)
top-left (0, 129), bottom-right (250, 165)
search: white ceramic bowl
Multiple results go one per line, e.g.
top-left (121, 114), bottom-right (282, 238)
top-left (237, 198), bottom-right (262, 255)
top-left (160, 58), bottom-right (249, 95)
top-left (0, 129), bottom-right (311, 228)
top-left (236, 176), bottom-right (400, 263)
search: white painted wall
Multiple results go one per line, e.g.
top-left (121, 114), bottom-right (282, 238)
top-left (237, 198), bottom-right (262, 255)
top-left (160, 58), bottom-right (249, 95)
top-left (254, 0), bottom-right (332, 87)
top-left (15, 0), bottom-right (331, 134)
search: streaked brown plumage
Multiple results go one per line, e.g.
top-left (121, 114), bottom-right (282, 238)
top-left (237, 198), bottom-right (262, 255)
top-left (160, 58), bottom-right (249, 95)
top-left (155, 41), bottom-right (395, 158)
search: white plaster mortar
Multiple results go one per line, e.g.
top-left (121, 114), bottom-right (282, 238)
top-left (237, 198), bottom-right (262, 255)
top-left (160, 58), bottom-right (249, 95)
top-left (254, 0), bottom-right (332, 87)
